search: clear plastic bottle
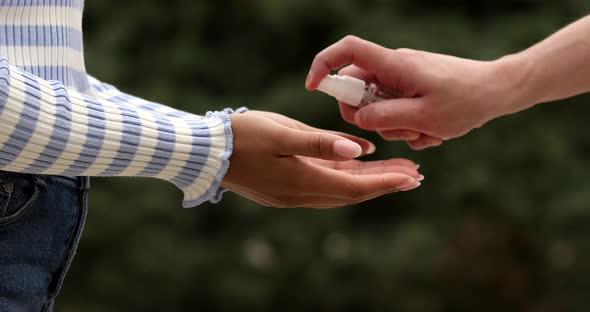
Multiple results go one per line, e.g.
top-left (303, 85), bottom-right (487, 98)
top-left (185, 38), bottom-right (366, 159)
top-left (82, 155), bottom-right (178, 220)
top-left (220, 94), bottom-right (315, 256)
top-left (316, 74), bottom-right (400, 107)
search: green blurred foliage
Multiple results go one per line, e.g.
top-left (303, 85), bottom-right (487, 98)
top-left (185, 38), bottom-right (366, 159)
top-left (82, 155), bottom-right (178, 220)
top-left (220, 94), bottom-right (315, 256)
top-left (58, 0), bottom-right (590, 311)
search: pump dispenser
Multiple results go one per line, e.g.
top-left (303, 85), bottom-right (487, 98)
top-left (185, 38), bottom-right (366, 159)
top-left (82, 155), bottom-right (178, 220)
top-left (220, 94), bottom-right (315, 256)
top-left (316, 74), bottom-right (399, 107)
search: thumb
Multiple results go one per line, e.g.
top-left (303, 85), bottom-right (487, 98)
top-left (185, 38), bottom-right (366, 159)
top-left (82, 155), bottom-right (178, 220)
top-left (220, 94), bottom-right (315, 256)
top-left (278, 128), bottom-right (363, 160)
top-left (354, 97), bottom-right (427, 131)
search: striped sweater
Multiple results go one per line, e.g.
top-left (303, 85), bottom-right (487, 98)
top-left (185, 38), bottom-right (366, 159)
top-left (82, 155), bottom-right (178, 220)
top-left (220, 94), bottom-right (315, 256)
top-left (0, 0), bottom-right (238, 207)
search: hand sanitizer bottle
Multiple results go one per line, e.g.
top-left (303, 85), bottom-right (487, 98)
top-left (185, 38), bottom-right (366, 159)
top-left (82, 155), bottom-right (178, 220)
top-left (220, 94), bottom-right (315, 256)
top-left (316, 75), bottom-right (400, 107)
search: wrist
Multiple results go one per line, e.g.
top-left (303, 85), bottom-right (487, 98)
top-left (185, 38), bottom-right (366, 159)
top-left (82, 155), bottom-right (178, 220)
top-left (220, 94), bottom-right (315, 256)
top-left (489, 53), bottom-right (540, 118)
top-left (220, 113), bottom-right (243, 189)
top-left (212, 108), bottom-right (248, 199)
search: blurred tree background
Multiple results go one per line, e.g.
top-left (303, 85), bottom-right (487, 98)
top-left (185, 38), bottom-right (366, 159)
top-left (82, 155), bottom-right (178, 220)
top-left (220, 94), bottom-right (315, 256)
top-left (57, 0), bottom-right (590, 311)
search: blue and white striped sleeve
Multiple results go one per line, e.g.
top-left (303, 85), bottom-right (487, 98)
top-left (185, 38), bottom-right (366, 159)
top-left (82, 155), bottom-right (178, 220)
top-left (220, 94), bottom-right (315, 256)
top-left (86, 75), bottom-right (249, 119)
top-left (86, 75), bottom-right (247, 203)
top-left (0, 54), bottom-right (234, 208)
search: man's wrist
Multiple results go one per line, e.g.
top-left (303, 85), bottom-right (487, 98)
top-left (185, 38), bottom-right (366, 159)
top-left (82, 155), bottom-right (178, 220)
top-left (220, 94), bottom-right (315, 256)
top-left (490, 52), bottom-right (540, 118)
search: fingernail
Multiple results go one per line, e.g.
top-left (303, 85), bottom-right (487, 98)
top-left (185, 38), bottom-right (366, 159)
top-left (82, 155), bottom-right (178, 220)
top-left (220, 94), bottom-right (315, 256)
top-left (415, 164), bottom-right (421, 169)
top-left (402, 181), bottom-right (421, 191)
top-left (398, 179), bottom-right (421, 191)
top-left (405, 131), bottom-right (422, 141)
top-left (417, 174), bottom-right (425, 182)
top-left (334, 140), bottom-right (362, 159)
top-left (367, 143), bottom-right (376, 154)
top-left (306, 71), bottom-right (313, 88)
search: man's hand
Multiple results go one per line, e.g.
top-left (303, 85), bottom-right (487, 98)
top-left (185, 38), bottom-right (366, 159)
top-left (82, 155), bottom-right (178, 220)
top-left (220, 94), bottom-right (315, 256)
top-left (306, 36), bottom-right (520, 150)
top-left (221, 111), bottom-right (423, 208)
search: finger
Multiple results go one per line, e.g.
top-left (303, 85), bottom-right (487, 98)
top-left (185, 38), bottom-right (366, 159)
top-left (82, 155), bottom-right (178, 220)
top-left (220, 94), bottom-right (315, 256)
top-left (306, 160), bottom-right (421, 178)
top-left (306, 158), bottom-right (419, 172)
top-left (286, 190), bottom-right (399, 208)
top-left (378, 129), bottom-right (422, 141)
top-left (306, 36), bottom-right (394, 90)
top-left (406, 135), bottom-right (444, 150)
top-left (323, 131), bottom-right (376, 155)
top-left (328, 162), bottom-right (421, 179)
top-left (333, 172), bottom-right (422, 199)
top-left (341, 165), bottom-right (422, 177)
top-left (282, 123), bottom-right (376, 156)
top-left (354, 98), bottom-right (426, 131)
top-left (338, 64), bottom-right (377, 82)
top-left (294, 127), bottom-right (376, 155)
top-left (305, 166), bottom-right (421, 199)
top-left (338, 102), bottom-right (358, 124)
top-left (277, 128), bottom-right (363, 160)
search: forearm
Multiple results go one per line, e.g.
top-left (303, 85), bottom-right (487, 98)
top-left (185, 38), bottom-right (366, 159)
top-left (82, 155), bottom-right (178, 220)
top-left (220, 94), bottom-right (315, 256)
top-left (0, 56), bottom-right (233, 207)
top-left (498, 15), bottom-right (590, 113)
top-left (87, 75), bottom-right (196, 118)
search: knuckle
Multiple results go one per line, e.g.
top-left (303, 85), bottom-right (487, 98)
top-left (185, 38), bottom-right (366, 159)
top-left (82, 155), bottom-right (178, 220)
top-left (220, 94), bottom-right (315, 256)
top-left (342, 35), bottom-right (361, 46)
top-left (312, 50), bottom-right (331, 69)
top-left (390, 48), bottom-right (423, 75)
top-left (307, 135), bottom-right (324, 157)
top-left (312, 54), bottom-right (326, 69)
top-left (396, 48), bottom-right (418, 56)
top-left (396, 48), bottom-right (426, 63)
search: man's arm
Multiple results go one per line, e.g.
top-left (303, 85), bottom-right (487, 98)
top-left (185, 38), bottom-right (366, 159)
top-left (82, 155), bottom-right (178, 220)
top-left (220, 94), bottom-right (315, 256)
top-left (306, 15), bottom-right (590, 149)
top-left (504, 15), bottom-right (590, 112)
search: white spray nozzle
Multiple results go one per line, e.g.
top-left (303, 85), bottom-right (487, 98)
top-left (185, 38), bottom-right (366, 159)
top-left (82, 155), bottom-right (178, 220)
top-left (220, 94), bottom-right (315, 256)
top-left (316, 74), bottom-right (366, 107)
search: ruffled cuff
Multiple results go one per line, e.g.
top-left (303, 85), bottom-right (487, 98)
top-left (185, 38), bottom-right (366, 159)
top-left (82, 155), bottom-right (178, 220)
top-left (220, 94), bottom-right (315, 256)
top-left (204, 107), bottom-right (248, 205)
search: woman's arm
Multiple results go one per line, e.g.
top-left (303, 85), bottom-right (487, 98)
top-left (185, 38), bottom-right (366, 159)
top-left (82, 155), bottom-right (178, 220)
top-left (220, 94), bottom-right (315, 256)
top-left (0, 54), bottom-right (232, 207)
top-left (85, 74), bottom-right (248, 202)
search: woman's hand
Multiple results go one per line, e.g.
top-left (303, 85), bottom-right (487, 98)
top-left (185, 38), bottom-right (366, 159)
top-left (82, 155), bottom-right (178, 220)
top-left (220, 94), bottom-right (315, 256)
top-left (221, 111), bottom-right (422, 208)
top-left (244, 110), bottom-right (377, 155)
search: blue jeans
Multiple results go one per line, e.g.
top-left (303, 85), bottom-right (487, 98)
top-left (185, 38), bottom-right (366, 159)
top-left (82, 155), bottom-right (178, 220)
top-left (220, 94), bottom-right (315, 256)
top-left (0, 172), bottom-right (89, 312)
